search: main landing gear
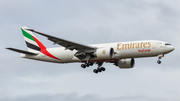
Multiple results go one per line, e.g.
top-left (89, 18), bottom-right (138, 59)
top-left (81, 62), bottom-right (106, 74)
top-left (81, 62), bottom-right (93, 68)
top-left (157, 54), bottom-right (164, 64)
top-left (93, 62), bottom-right (106, 74)
top-left (93, 67), bottom-right (105, 74)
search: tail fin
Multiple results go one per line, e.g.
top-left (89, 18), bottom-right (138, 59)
top-left (21, 26), bottom-right (46, 52)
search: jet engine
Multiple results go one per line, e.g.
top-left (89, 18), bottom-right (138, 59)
top-left (94, 47), bottom-right (114, 59)
top-left (117, 58), bottom-right (135, 68)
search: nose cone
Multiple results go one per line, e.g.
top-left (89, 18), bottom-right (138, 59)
top-left (166, 46), bottom-right (175, 53)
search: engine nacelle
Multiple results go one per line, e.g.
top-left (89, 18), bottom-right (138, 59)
top-left (118, 58), bottom-right (135, 68)
top-left (95, 47), bottom-right (114, 59)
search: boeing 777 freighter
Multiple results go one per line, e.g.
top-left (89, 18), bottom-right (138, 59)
top-left (6, 27), bottom-right (175, 73)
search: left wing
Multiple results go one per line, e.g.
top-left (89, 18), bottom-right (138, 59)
top-left (27, 29), bottom-right (97, 52)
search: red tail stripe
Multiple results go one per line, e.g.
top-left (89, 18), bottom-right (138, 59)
top-left (32, 36), bottom-right (61, 60)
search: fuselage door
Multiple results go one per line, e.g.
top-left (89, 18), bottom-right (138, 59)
top-left (152, 42), bottom-right (157, 49)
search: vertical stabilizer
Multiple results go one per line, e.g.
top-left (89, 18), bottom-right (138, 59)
top-left (21, 26), bottom-right (45, 53)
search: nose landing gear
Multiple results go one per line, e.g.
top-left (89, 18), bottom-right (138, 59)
top-left (157, 54), bottom-right (164, 64)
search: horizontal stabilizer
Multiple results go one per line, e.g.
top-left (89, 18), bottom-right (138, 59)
top-left (6, 48), bottom-right (38, 55)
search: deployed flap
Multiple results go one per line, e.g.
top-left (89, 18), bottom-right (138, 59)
top-left (6, 48), bottom-right (38, 55)
top-left (27, 29), bottom-right (97, 52)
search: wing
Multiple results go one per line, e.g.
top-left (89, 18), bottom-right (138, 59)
top-left (27, 29), bottom-right (97, 52)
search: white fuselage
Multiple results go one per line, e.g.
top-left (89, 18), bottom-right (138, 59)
top-left (20, 40), bottom-right (174, 63)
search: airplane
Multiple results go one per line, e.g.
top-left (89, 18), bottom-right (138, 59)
top-left (6, 27), bottom-right (175, 73)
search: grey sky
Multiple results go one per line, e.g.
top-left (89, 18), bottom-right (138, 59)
top-left (1, 0), bottom-right (180, 101)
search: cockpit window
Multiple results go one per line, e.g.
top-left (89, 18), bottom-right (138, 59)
top-left (165, 43), bottom-right (171, 45)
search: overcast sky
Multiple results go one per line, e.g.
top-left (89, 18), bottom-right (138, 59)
top-left (1, 0), bottom-right (180, 101)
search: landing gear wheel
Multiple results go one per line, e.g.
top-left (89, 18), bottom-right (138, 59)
top-left (97, 67), bottom-right (102, 72)
top-left (86, 63), bottom-right (89, 67)
top-left (93, 69), bottom-right (98, 74)
top-left (157, 60), bottom-right (161, 64)
top-left (89, 62), bottom-right (93, 66)
top-left (101, 67), bottom-right (106, 71)
top-left (81, 64), bottom-right (86, 68)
